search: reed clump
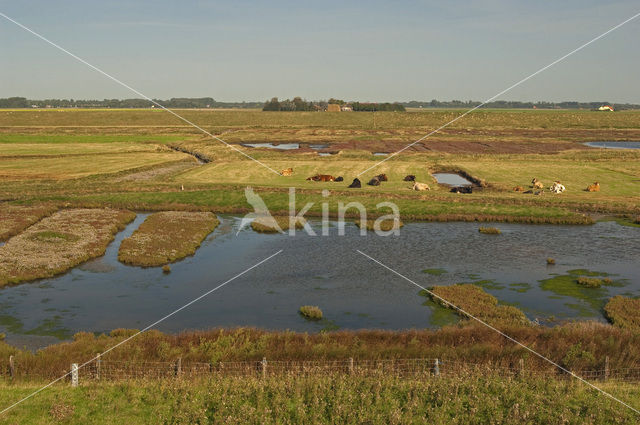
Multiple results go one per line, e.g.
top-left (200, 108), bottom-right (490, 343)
top-left (604, 296), bottom-right (640, 331)
top-left (251, 216), bottom-right (305, 233)
top-left (576, 277), bottom-right (603, 288)
top-left (478, 226), bottom-right (501, 234)
top-left (299, 305), bottom-right (323, 321)
top-left (546, 258), bottom-right (555, 265)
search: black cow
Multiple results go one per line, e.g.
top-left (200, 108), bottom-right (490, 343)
top-left (368, 177), bottom-right (381, 186)
top-left (335, 176), bottom-right (344, 182)
top-left (403, 175), bottom-right (416, 182)
top-left (450, 186), bottom-right (473, 194)
top-left (348, 178), bottom-right (361, 188)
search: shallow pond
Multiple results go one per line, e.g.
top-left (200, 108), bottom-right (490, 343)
top-left (584, 141), bottom-right (640, 149)
top-left (242, 142), bottom-right (300, 150)
top-left (1, 218), bottom-right (639, 349)
top-left (432, 173), bottom-right (473, 187)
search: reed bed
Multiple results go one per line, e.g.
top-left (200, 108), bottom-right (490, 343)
top-left (604, 296), bottom-right (640, 331)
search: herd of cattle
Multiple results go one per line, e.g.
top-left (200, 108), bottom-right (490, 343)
top-left (282, 169), bottom-right (600, 195)
top-left (513, 178), bottom-right (601, 195)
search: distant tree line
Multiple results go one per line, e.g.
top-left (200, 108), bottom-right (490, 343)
top-left (0, 97), bottom-right (263, 109)
top-left (2, 96), bottom-right (638, 110)
top-left (401, 100), bottom-right (640, 110)
top-left (262, 97), bottom-right (406, 111)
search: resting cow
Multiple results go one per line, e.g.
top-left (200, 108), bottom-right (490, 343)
top-left (367, 177), bottom-right (381, 186)
top-left (335, 176), bottom-right (344, 182)
top-left (549, 181), bottom-right (566, 194)
top-left (306, 174), bottom-right (335, 182)
top-left (403, 175), bottom-right (416, 182)
top-left (348, 178), bottom-right (361, 188)
top-left (586, 182), bottom-right (600, 192)
top-left (412, 182), bottom-right (430, 191)
top-left (531, 178), bottom-right (544, 189)
top-left (281, 168), bottom-right (293, 176)
top-left (451, 186), bottom-right (473, 194)
top-left (376, 174), bottom-right (388, 182)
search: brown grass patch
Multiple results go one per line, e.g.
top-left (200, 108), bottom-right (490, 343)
top-left (478, 226), bottom-right (501, 234)
top-left (0, 203), bottom-right (57, 241)
top-left (576, 276), bottom-right (603, 288)
top-left (0, 208), bottom-right (135, 286)
top-left (604, 296), bottom-right (640, 331)
top-left (427, 284), bottom-right (529, 327)
top-left (118, 211), bottom-right (219, 267)
top-left (299, 305), bottom-right (323, 320)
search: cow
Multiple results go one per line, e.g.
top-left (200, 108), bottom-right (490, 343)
top-left (335, 176), bottom-right (344, 182)
top-left (367, 177), bottom-right (381, 186)
top-left (586, 182), bottom-right (600, 192)
top-left (550, 181), bottom-right (566, 194)
top-left (403, 175), bottom-right (416, 182)
top-left (281, 168), bottom-right (293, 176)
top-left (412, 182), bottom-right (430, 191)
top-left (306, 174), bottom-right (335, 182)
top-left (348, 178), bottom-right (361, 188)
top-left (376, 174), bottom-right (388, 182)
top-left (513, 186), bottom-right (525, 192)
top-left (451, 186), bottom-right (473, 194)
top-left (532, 178), bottom-right (544, 190)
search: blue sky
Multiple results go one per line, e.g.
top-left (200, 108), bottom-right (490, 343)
top-left (1, 1), bottom-right (638, 102)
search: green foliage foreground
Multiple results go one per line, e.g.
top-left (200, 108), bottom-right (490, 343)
top-left (1, 374), bottom-right (639, 424)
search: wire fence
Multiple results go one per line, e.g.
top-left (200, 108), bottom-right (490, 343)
top-left (4, 355), bottom-right (640, 385)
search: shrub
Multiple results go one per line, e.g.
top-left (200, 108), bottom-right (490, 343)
top-left (576, 277), bottom-right (603, 288)
top-left (162, 265), bottom-right (171, 274)
top-left (546, 258), bottom-right (555, 265)
top-left (299, 305), bottom-right (323, 321)
top-left (478, 227), bottom-right (501, 234)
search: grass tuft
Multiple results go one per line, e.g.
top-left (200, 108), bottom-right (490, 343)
top-left (478, 226), bottom-right (501, 234)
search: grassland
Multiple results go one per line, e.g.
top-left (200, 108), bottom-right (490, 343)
top-left (0, 109), bottom-right (637, 225)
top-left (2, 374), bottom-right (639, 424)
top-left (117, 211), bottom-right (219, 267)
top-left (0, 209), bottom-right (135, 286)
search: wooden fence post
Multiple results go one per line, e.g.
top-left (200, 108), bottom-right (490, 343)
top-left (96, 353), bottom-right (101, 380)
top-left (434, 359), bottom-right (440, 377)
top-left (9, 355), bottom-right (15, 381)
top-left (174, 357), bottom-right (182, 378)
top-left (261, 357), bottom-right (267, 379)
top-left (71, 363), bottom-right (79, 387)
top-left (349, 357), bottom-right (354, 375)
top-left (518, 358), bottom-right (524, 377)
top-left (604, 356), bottom-right (610, 381)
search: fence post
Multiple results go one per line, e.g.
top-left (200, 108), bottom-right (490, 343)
top-left (518, 358), bottom-right (524, 377)
top-left (96, 353), bottom-right (101, 380)
top-left (9, 355), bottom-right (15, 381)
top-left (71, 363), bottom-right (79, 387)
top-left (434, 359), bottom-right (440, 377)
top-left (175, 357), bottom-right (182, 378)
top-left (349, 357), bottom-right (354, 375)
top-left (261, 357), bottom-right (267, 379)
top-left (604, 356), bottom-right (610, 381)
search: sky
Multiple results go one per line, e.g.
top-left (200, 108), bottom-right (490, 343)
top-left (0, 1), bottom-right (639, 103)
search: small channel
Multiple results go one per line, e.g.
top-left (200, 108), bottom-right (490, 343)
top-left (584, 141), bottom-right (640, 149)
top-left (432, 173), bottom-right (473, 187)
top-left (242, 143), bottom-right (300, 150)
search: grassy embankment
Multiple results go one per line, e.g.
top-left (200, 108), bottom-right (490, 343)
top-left (1, 374), bottom-right (639, 424)
top-left (117, 211), bottom-right (219, 267)
top-left (0, 209), bottom-right (135, 287)
top-left (604, 296), bottom-right (640, 331)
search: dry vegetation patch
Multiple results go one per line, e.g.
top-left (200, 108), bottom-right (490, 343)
top-left (0, 203), bottom-right (57, 241)
top-left (604, 296), bottom-right (640, 331)
top-left (355, 219), bottom-right (404, 231)
top-left (250, 216), bottom-right (305, 233)
top-left (118, 211), bottom-right (219, 267)
top-left (0, 208), bottom-right (135, 286)
top-left (427, 284), bottom-right (529, 327)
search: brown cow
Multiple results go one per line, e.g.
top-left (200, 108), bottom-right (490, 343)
top-left (403, 175), bottom-right (416, 182)
top-left (513, 186), bottom-right (525, 192)
top-left (281, 168), bottom-right (293, 176)
top-left (367, 177), bottom-right (381, 186)
top-left (531, 178), bottom-right (544, 190)
top-left (306, 174), bottom-right (335, 182)
top-left (586, 182), bottom-right (600, 192)
top-left (376, 174), bottom-right (388, 182)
